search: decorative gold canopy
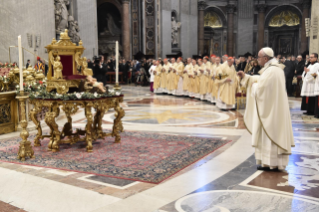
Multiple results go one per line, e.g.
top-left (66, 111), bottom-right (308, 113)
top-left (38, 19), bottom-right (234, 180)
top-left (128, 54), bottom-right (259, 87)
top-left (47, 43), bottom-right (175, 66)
top-left (269, 11), bottom-right (300, 27)
top-left (204, 12), bottom-right (222, 28)
top-left (45, 29), bottom-right (85, 80)
top-left (45, 29), bottom-right (92, 94)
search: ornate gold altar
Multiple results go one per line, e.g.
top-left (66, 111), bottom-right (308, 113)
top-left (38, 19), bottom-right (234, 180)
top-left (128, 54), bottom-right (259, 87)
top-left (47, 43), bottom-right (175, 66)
top-left (0, 91), bottom-right (18, 135)
top-left (29, 95), bottom-right (124, 153)
top-left (15, 30), bottom-right (124, 161)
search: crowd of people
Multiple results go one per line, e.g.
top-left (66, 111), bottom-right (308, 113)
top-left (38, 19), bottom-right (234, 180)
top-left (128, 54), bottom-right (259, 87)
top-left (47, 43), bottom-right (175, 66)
top-left (144, 53), bottom-right (310, 110)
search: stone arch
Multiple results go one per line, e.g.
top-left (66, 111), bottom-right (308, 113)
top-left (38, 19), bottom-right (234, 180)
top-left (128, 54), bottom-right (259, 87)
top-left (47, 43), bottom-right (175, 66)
top-left (202, 6), bottom-right (227, 56)
top-left (204, 6), bottom-right (227, 27)
top-left (97, 0), bottom-right (123, 17)
top-left (97, 0), bottom-right (123, 57)
top-left (265, 4), bottom-right (302, 27)
top-left (264, 4), bottom-right (303, 56)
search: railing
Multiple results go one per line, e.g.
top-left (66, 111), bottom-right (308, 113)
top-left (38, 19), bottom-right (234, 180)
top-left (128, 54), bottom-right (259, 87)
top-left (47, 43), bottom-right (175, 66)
top-left (8, 46), bottom-right (48, 64)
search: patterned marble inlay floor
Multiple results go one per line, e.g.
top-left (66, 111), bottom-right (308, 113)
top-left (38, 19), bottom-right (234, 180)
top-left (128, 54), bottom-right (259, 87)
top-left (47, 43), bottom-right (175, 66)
top-left (0, 86), bottom-right (318, 212)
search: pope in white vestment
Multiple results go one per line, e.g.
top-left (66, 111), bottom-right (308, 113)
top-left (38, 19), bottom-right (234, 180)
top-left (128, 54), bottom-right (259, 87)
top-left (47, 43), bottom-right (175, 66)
top-left (238, 47), bottom-right (295, 171)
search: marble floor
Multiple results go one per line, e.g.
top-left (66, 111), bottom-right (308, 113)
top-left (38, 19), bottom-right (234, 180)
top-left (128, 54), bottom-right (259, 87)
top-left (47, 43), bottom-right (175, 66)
top-left (0, 85), bottom-right (318, 212)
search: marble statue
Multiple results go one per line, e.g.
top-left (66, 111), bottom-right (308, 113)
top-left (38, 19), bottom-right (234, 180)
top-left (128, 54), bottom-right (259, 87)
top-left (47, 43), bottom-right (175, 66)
top-left (68, 16), bottom-right (81, 43)
top-left (81, 57), bottom-right (93, 76)
top-left (99, 41), bottom-right (122, 57)
top-left (53, 56), bottom-right (63, 80)
top-left (99, 14), bottom-right (121, 36)
top-left (171, 16), bottom-right (181, 48)
top-left (55, 0), bottom-right (70, 34)
top-left (86, 76), bottom-right (106, 93)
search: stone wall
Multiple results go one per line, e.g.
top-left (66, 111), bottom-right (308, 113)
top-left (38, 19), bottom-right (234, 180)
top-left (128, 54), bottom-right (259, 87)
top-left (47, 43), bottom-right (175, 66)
top-left (310, 0), bottom-right (319, 54)
top-left (161, 0), bottom-right (198, 58)
top-left (0, 0), bottom-right (55, 65)
top-left (76, 0), bottom-right (98, 59)
top-left (0, 0), bottom-right (98, 66)
top-left (237, 0), bottom-right (254, 55)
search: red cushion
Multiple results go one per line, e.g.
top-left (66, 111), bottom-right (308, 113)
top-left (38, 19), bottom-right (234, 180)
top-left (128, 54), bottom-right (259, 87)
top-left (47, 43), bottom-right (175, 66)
top-left (60, 55), bottom-right (73, 76)
top-left (64, 75), bottom-right (86, 80)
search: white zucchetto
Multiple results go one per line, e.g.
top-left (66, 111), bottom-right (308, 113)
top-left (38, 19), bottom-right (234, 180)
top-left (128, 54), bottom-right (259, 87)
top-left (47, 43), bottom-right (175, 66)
top-left (262, 47), bottom-right (274, 57)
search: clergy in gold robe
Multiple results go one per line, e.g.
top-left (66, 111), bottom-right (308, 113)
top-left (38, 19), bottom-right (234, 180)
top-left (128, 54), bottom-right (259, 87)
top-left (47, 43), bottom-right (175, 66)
top-left (160, 59), bottom-right (171, 93)
top-left (188, 59), bottom-right (198, 98)
top-left (210, 57), bottom-right (222, 103)
top-left (222, 55), bottom-right (228, 64)
top-left (153, 61), bottom-right (163, 93)
top-left (238, 47), bottom-right (294, 171)
top-left (168, 58), bottom-right (177, 94)
top-left (198, 59), bottom-right (208, 100)
top-left (174, 57), bottom-right (185, 96)
top-left (244, 56), bottom-right (253, 73)
top-left (205, 56), bottom-right (215, 101)
top-left (215, 57), bottom-right (238, 110)
top-left (183, 58), bottom-right (192, 96)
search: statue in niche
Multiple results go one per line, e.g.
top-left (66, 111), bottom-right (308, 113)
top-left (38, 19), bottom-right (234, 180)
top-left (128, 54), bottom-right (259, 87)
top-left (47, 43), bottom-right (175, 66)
top-left (99, 14), bottom-right (121, 36)
top-left (55, 2), bottom-right (62, 31)
top-left (68, 16), bottom-right (81, 43)
top-left (99, 42), bottom-right (122, 57)
top-left (55, 0), bottom-right (70, 34)
top-left (171, 15), bottom-right (181, 48)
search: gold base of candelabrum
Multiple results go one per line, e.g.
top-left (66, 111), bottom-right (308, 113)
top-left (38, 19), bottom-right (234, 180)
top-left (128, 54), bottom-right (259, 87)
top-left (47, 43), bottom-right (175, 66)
top-left (114, 83), bottom-right (121, 91)
top-left (16, 93), bottom-right (35, 161)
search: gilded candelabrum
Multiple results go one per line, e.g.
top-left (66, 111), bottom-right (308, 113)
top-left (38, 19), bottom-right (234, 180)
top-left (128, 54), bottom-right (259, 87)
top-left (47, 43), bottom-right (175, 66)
top-left (16, 92), bottom-right (35, 161)
top-left (114, 82), bottom-right (122, 91)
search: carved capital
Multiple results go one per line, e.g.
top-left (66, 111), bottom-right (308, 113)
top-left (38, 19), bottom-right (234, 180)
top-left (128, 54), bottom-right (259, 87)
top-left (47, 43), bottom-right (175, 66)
top-left (302, 0), bottom-right (311, 9)
top-left (256, 4), bottom-right (267, 13)
top-left (226, 4), bottom-right (236, 14)
top-left (122, 0), bottom-right (130, 4)
top-left (198, 1), bottom-right (207, 11)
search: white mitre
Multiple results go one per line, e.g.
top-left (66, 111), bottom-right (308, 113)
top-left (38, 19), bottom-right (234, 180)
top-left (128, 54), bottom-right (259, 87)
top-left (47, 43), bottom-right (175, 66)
top-left (262, 47), bottom-right (274, 57)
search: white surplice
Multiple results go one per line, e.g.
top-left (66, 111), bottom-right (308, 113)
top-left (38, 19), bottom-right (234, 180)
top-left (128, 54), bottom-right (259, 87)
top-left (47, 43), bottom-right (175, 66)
top-left (301, 62), bottom-right (319, 97)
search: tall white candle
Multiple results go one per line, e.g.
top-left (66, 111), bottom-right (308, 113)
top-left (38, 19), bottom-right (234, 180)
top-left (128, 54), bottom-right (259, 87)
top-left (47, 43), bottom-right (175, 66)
top-left (115, 41), bottom-right (119, 84)
top-left (18, 35), bottom-right (23, 92)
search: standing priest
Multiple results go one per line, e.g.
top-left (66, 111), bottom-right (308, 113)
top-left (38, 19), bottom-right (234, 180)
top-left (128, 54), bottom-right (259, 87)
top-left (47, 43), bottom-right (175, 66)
top-left (215, 57), bottom-right (237, 110)
top-left (238, 47), bottom-right (294, 171)
top-left (301, 53), bottom-right (319, 115)
top-left (311, 54), bottom-right (319, 118)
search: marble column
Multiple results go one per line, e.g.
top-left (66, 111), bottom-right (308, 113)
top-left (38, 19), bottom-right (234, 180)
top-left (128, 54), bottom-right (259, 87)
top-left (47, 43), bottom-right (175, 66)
top-left (198, 1), bottom-right (207, 56)
top-left (122, 0), bottom-right (130, 60)
top-left (226, 4), bottom-right (235, 56)
top-left (256, 4), bottom-right (267, 51)
top-left (301, 0), bottom-right (311, 53)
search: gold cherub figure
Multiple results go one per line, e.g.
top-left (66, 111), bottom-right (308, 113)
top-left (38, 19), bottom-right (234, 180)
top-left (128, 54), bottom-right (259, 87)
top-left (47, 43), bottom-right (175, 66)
top-left (53, 56), bottom-right (63, 80)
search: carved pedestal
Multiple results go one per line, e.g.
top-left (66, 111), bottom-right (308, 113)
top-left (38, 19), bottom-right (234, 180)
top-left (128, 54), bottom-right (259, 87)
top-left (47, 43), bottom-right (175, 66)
top-left (16, 94), bottom-right (35, 161)
top-left (29, 95), bottom-right (125, 153)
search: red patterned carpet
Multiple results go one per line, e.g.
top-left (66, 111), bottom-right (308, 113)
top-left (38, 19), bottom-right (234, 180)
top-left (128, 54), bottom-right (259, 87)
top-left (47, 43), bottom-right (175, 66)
top-left (0, 131), bottom-right (231, 183)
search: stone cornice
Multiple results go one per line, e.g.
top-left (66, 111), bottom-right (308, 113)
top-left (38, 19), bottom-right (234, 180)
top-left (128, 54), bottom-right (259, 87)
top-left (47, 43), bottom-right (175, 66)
top-left (198, 1), bottom-right (207, 11)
